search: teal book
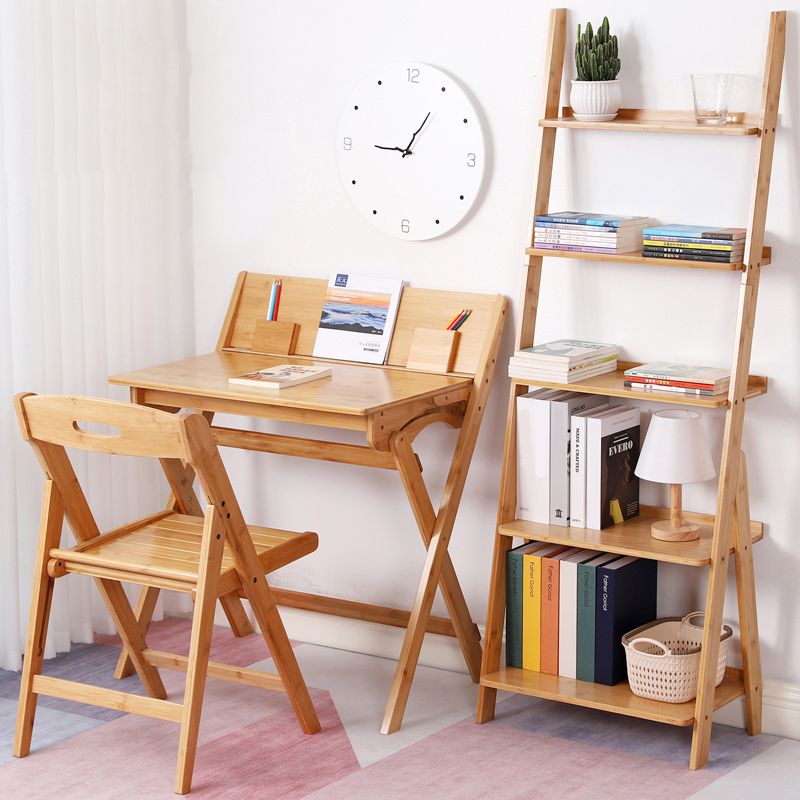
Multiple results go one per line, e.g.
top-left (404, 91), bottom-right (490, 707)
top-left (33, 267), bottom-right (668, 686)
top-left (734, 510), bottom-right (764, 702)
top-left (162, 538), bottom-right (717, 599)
top-left (576, 552), bottom-right (620, 681)
top-left (506, 542), bottom-right (544, 667)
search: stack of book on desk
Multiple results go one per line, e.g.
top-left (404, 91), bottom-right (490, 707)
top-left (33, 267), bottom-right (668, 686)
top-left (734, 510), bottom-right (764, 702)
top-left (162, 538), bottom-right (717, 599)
top-left (641, 224), bottom-right (747, 264)
top-left (533, 212), bottom-right (650, 254)
top-left (623, 362), bottom-right (731, 397)
top-left (509, 339), bottom-right (618, 384)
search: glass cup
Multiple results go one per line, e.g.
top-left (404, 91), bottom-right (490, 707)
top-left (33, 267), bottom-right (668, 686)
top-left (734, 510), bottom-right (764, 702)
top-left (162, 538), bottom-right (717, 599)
top-left (691, 73), bottom-right (734, 125)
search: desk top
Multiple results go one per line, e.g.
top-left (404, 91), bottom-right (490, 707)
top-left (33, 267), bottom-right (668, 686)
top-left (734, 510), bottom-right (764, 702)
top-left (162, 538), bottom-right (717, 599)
top-left (110, 351), bottom-right (472, 417)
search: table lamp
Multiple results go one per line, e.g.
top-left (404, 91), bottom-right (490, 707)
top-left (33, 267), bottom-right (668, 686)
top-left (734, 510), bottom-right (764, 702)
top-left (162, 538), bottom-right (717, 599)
top-left (634, 409), bottom-right (716, 542)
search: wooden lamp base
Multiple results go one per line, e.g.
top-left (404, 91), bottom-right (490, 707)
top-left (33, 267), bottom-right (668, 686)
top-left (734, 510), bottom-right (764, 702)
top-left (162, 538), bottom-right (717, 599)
top-left (650, 484), bottom-right (701, 542)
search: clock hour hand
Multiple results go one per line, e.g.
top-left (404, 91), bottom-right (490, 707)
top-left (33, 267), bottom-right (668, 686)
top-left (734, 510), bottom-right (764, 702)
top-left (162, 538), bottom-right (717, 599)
top-left (374, 144), bottom-right (407, 154)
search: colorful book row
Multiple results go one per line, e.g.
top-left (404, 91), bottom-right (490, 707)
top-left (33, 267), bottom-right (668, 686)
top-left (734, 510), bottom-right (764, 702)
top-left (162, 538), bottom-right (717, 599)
top-left (505, 542), bottom-right (657, 685)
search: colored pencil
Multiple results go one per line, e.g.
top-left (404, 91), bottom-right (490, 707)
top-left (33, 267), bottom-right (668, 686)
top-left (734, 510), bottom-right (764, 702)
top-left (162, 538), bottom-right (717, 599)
top-left (446, 309), bottom-right (465, 330)
top-left (453, 308), bottom-right (472, 330)
top-left (273, 279), bottom-right (282, 320)
top-left (266, 280), bottom-right (279, 320)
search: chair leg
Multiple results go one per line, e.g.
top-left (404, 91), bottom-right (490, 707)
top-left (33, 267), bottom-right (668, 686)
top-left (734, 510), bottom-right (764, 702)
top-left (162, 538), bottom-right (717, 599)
top-left (219, 591), bottom-right (254, 637)
top-left (174, 509), bottom-right (226, 795)
top-left (114, 586), bottom-right (160, 680)
top-left (247, 579), bottom-right (320, 735)
top-left (14, 481), bottom-right (65, 757)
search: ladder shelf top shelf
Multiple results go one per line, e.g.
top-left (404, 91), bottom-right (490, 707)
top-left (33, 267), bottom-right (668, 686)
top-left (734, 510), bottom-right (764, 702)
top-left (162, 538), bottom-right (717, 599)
top-left (511, 361), bottom-right (768, 409)
top-left (540, 108), bottom-right (762, 136)
top-left (526, 246), bottom-right (772, 272)
top-left (479, 667), bottom-right (745, 726)
top-left (498, 504), bottom-right (764, 567)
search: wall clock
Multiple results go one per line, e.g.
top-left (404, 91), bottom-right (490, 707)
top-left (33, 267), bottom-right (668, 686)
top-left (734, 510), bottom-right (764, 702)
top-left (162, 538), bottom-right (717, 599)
top-left (336, 61), bottom-right (485, 241)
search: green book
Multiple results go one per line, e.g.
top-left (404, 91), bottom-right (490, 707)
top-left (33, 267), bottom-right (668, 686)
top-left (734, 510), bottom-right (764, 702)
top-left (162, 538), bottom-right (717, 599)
top-left (576, 553), bottom-right (620, 681)
top-left (506, 542), bottom-right (544, 667)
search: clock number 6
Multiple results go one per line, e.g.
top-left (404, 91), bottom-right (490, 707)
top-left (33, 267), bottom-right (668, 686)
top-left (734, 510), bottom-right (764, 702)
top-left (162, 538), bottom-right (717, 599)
top-left (467, 152), bottom-right (476, 167)
top-left (401, 219), bottom-right (411, 233)
top-left (343, 136), bottom-right (352, 151)
top-left (406, 68), bottom-right (420, 84)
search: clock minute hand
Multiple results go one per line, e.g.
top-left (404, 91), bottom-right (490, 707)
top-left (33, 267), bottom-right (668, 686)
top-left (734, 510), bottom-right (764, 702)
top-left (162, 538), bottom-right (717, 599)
top-left (374, 144), bottom-right (407, 154)
top-left (402, 111), bottom-right (431, 157)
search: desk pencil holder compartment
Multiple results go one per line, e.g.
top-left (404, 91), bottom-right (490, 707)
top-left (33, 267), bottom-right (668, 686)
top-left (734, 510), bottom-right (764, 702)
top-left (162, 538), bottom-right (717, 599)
top-left (406, 327), bottom-right (460, 373)
top-left (622, 612), bottom-right (732, 704)
top-left (250, 319), bottom-right (300, 355)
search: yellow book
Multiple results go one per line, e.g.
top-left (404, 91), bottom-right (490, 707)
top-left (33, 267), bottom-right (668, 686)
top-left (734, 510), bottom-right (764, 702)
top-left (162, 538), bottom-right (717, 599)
top-left (522, 543), bottom-right (565, 671)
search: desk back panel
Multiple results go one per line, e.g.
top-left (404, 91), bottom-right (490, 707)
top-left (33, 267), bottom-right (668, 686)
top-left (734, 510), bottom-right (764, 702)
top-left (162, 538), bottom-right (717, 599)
top-left (219, 272), bottom-right (503, 376)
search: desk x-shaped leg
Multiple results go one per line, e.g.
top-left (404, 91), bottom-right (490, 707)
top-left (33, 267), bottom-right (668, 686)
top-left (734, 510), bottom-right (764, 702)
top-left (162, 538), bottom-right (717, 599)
top-left (381, 314), bottom-right (504, 733)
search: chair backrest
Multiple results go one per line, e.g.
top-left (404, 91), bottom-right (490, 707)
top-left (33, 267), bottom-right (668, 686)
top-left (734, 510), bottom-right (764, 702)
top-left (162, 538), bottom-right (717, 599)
top-left (216, 271), bottom-right (506, 377)
top-left (14, 394), bottom-right (189, 459)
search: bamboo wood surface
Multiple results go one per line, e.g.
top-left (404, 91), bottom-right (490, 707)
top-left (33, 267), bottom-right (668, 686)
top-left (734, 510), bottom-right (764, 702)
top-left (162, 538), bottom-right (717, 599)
top-left (217, 271), bottom-right (503, 376)
top-left (733, 455), bottom-right (763, 735)
top-left (479, 667), bottom-right (745, 726)
top-left (511, 360), bottom-right (768, 409)
top-left (540, 107), bottom-right (761, 135)
top-left (498, 504), bottom-right (764, 567)
top-left (526, 245), bottom-right (772, 271)
top-left (689, 10), bottom-right (784, 770)
top-left (111, 351), bottom-right (472, 418)
top-left (476, 6), bottom-right (565, 726)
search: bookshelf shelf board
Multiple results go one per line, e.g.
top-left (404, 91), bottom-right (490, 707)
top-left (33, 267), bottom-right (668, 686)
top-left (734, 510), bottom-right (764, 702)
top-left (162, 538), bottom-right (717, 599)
top-left (539, 108), bottom-right (761, 136)
top-left (498, 505), bottom-right (764, 567)
top-left (479, 667), bottom-right (745, 726)
top-left (525, 246), bottom-right (772, 271)
top-left (510, 361), bottom-right (768, 409)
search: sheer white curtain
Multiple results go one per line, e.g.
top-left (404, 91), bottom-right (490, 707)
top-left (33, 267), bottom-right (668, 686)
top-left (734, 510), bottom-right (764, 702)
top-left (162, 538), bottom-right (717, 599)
top-left (0, 0), bottom-right (194, 670)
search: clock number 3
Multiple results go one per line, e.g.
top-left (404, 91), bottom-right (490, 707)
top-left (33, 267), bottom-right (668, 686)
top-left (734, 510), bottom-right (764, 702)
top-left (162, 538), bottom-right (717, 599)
top-left (401, 219), bottom-right (411, 233)
top-left (467, 152), bottom-right (477, 167)
top-left (406, 68), bottom-right (420, 84)
top-left (343, 136), bottom-right (352, 151)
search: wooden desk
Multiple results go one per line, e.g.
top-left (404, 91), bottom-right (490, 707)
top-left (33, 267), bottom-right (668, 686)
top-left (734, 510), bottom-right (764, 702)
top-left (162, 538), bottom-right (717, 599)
top-left (110, 271), bottom-right (507, 734)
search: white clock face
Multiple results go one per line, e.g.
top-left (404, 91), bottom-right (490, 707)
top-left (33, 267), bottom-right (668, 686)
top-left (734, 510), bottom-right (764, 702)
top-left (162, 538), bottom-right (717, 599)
top-left (336, 62), bottom-right (485, 241)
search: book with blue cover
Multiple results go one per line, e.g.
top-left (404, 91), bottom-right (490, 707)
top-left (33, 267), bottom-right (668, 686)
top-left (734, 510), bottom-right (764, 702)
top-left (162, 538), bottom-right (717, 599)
top-left (576, 552), bottom-right (621, 682)
top-left (536, 212), bottom-right (649, 229)
top-left (594, 556), bottom-right (658, 685)
top-left (642, 224), bottom-right (746, 241)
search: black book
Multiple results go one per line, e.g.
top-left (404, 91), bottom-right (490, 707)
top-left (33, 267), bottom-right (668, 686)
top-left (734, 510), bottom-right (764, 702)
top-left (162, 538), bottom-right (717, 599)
top-left (643, 251), bottom-right (738, 263)
top-left (594, 556), bottom-right (658, 685)
top-left (642, 246), bottom-right (740, 258)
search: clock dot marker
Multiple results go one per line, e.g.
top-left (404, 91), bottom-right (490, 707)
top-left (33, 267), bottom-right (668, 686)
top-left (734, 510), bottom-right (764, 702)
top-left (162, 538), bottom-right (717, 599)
top-left (463, 118), bottom-right (468, 123)
top-left (372, 209), bottom-right (377, 215)
top-left (352, 180), bottom-right (356, 185)
top-left (459, 195), bottom-right (464, 200)
top-left (354, 105), bottom-right (359, 110)
top-left (441, 86), bottom-right (446, 92)
top-left (377, 80), bottom-right (382, 85)
top-left (435, 220), bottom-right (440, 225)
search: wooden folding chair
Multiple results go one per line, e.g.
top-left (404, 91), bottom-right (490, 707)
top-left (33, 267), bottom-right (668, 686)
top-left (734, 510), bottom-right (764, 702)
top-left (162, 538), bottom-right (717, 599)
top-left (12, 393), bottom-right (321, 794)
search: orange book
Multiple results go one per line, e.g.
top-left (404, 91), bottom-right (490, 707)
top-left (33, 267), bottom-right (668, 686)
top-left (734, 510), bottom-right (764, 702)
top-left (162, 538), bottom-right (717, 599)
top-left (540, 548), bottom-right (580, 675)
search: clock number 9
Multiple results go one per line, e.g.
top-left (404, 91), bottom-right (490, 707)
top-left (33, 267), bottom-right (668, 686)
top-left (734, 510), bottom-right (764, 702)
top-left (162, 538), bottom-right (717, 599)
top-left (343, 136), bottom-right (352, 151)
top-left (401, 219), bottom-right (411, 233)
top-left (467, 152), bottom-right (477, 167)
top-left (406, 68), bottom-right (420, 84)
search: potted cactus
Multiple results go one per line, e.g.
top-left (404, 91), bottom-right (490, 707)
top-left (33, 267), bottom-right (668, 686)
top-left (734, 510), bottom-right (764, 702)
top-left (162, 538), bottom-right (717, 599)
top-left (571, 16), bottom-right (622, 121)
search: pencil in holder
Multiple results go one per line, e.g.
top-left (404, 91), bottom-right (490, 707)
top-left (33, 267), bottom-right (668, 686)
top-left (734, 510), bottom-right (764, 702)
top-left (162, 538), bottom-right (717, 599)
top-left (406, 327), bottom-right (460, 373)
top-left (251, 319), bottom-right (300, 355)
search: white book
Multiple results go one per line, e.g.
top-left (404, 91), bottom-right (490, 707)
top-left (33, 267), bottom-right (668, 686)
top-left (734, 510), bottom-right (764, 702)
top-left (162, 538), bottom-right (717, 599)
top-left (515, 389), bottom-right (555, 521)
top-left (531, 390), bottom-right (573, 524)
top-left (515, 339), bottom-right (618, 365)
top-left (312, 273), bottom-right (404, 364)
top-left (569, 403), bottom-right (610, 528)
top-left (586, 406), bottom-right (641, 530)
top-left (549, 394), bottom-right (608, 526)
top-left (558, 548), bottom-right (599, 678)
top-left (509, 361), bottom-right (617, 384)
top-left (228, 364), bottom-right (332, 390)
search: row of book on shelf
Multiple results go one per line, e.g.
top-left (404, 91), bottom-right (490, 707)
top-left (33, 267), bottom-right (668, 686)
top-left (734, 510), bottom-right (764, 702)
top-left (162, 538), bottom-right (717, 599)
top-left (510, 340), bottom-right (732, 529)
top-left (506, 541), bottom-right (657, 685)
top-left (533, 212), bottom-right (747, 265)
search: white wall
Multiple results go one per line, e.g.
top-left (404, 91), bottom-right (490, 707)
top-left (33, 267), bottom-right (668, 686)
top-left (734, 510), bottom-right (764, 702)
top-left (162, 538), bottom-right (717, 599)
top-left (187, 0), bottom-right (800, 690)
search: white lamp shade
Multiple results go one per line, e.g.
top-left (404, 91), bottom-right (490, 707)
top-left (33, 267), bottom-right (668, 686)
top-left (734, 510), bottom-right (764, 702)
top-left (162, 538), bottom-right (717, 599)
top-left (635, 409), bottom-right (716, 485)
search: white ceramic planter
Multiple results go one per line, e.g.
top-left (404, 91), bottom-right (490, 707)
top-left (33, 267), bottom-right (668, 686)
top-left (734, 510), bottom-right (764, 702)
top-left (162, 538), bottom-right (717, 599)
top-left (570, 79), bottom-right (622, 121)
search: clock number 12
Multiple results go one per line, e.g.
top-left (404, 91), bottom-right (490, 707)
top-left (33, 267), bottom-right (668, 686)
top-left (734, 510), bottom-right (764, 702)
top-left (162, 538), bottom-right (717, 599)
top-left (406, 68), bottom-right (420, 84)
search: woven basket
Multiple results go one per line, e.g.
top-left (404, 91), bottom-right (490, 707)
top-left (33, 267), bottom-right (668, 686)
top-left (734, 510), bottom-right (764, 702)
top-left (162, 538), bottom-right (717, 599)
top-left (622, 612), bottom-right (733, 704)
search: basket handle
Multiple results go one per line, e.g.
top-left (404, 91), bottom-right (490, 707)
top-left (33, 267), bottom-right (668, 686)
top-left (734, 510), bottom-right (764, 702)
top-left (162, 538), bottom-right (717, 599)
top-left (682, 611), bottom-right (728, 638)
top-left (629, 637), bottom-right (671, 657)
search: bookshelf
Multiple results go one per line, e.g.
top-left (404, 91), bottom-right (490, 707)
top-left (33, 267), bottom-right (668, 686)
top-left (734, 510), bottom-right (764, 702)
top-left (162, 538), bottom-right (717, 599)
top-left (475, 8), bottom-right (785, 771)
